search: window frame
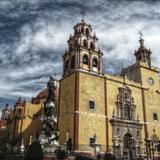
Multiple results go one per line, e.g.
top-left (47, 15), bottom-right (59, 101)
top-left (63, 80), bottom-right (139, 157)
top-left (70, 55), bottom-right (75, 69)
top-left (90, 42), bottom-right (95, 50)
top-left (88, 100), bottom-right (95, 110)
top-left (83, 54), bottom-right (89, 65)
top-left (153, 113), bottom-right (158, 121)
top-left (83, 39), bottom-right (88, 48)
top-left (92, 57), bottom-right (98, 68)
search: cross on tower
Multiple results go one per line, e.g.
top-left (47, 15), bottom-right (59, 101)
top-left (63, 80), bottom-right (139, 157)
top-left (53, 73), bottom-right (56, 78)
top-left (139, 30), bottom-right (143, 39)
top-left (80, 8), bottom-right (86, 20)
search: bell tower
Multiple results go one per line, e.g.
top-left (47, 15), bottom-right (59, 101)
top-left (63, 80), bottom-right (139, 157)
top-left (134, 36), bottom-right (151, 68)
top-left (62, 19), bottom-right (103, 77)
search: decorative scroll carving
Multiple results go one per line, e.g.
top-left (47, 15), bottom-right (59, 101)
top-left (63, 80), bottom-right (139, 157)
top-left (115, 86), bottom-right (136, 121)
top-left (111, 85), bottom-right (143, 159)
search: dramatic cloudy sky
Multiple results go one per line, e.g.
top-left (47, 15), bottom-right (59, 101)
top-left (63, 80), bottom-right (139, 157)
top-left (1, 0), bottom-right (160, 107)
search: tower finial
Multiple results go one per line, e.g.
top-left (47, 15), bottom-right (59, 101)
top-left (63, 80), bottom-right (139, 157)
top-left (139, 30), bottom-right (144, 47)
top-left (80, 8), bottom-right (86, 20)
top-left (139, 30), bottom-right (143, 40)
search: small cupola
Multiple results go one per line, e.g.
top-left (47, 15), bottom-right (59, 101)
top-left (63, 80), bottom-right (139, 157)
top-left (134, 33), bottom-right (151, 68)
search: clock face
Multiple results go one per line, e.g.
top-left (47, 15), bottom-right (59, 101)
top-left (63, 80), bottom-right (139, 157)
top-left (148, 77), bottom-right (154, 85)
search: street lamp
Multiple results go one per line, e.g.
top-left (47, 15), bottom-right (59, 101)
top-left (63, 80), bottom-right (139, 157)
top-left (150, 139), bottom-right (155, 160)
top-left (146, 137), bottom-right (157, 160)
top-left (146, 137), bottom-right (151, 160)
top-left (157, 140), bottom-right (160, 156)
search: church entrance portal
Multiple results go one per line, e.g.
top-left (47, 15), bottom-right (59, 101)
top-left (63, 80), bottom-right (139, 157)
top-left (124, 133), bottom-right (136, 160)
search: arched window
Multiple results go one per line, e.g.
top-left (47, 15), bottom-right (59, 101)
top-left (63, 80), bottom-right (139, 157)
top-left (90, 42), bottom-right (95, 50)
top-left (75, 40), bottom-right (78, 47)
top-left (86, 28), bottom-right (89, 35)
top-left (70, 55), bottom-right (75, 69)
top-left (124, 104), bottom-right (131, 120)
top-left (70, 44), bottom-right (73, 50)
top-left (81, 27), bottom-right (84, 33)
top-left (65, 60), bottom-right (69, 71)
top-left (83, 54), bottom-right (89, 65)
top-left (92, 57), bottom-right (98, 68)
top-left (83, 39), bottom-right (88, 48)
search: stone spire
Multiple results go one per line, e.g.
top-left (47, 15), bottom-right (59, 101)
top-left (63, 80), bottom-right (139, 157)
top-left (134, 32), bottom-right (151, 68)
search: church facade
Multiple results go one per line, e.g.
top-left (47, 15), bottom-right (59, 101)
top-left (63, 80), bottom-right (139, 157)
top-left (1, 19), bottom-right (160, 159)
top-left (58, 20), bottom-right (160, 158)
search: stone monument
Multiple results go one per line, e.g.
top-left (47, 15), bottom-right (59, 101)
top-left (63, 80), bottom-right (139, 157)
top-left (37, 76), bottom-right (59, 153)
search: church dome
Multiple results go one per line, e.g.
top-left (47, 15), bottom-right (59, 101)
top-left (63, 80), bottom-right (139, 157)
top-left (36, 88), bottom-right (48, 100)
top-left (32, 81), bottom-right (59, 104)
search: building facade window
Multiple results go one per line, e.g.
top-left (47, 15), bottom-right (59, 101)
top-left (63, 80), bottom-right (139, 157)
top-left (90, 42), bottom-right (95, 50)
top-left (83, 54), bottom-right (89, 65)
top-left (70, 44), bottom-right (73, 50)
top-left (74, 40), bottom-right (78, 46)
top-left (75, 29), bottom-right (78, 34)
top-left (92, 58), bottom-right (98, 68)
top-left (153, 113), bottom-right (158, 121)
top-left (81, 27), bottom-right (84, 33)
top-left (70, 56), bottom-right (75, 69)
top-left (65, 60), bottom-right (69, 72)
top-left (83, 39), bottom-right (88, 48)
top-left (86, 28), bottom-right (89, 35)
top-left (89, 100), bottom-right (95, 109)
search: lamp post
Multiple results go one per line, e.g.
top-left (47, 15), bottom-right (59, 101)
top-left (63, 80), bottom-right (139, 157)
top-left (157, 140), bottom-right (160, 156)
top-left (146, 137), bottom-right (151, 160)
top-left (146, 137), bottom-right (157, 160)
top-left (150, 132), bottom-right (158, 160)
top-left (149, 139), bottom-right (154, 160)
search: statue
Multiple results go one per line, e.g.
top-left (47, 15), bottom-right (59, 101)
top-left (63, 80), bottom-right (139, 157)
top-left (47, 76), bottom-right (55, 101)
top-left (37, 75), bottom-right (59, 153)
top-left (44, 76), bottom-right (56, 117)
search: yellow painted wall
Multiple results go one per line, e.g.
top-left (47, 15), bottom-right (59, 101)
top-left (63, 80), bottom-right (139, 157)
top-left (14, 102), bottom-right (43, 145)
top-left (140, 66), bottom-right (160, 141)
top-left (23, 102), bottom-right (43, 145)
top-left (58, 73), bottom-right (75, 145)
top-left (78, 72), bottom-right (106, 151)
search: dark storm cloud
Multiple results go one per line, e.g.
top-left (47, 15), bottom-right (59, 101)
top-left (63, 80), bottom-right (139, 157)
top-left (1, 0), bottom-right (160, 106)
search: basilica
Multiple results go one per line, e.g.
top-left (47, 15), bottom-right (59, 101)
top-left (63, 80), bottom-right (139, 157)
top-left (1, 19), bottom-right (160, 159)
top-left (58, 19), bottom-right (160, 159)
